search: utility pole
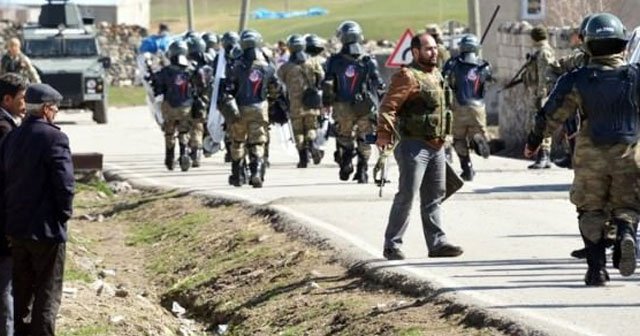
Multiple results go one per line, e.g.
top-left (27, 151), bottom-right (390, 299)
top-left (467, 0), bottom-right (481, 36)
top-left (186, 0), bottom-right (194, 31)
top-left (239, 0), bottom-right (250, 32)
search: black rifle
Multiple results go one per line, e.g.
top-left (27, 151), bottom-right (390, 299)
top-left (499, 54), bottom-right (536, 93)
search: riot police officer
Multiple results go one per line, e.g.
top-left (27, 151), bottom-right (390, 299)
top-left (525, 13), bottom-right (638, 286)
top-left (323, 21), bottom-right (385, 183)
top-left (185, 34), bottom-right (212, 168)
top-left (224, 29), bottom-right (281, 188)
top-left (202, 32), bottom-right (220, 63)
top-left (154, 40), bottom-right (194, 171)
top-left (277, 34), bottom-right (325, 168)
top-left (215, 31), bottom-right (242, 163)
top-left (442, 34), bottom-right (492, 181)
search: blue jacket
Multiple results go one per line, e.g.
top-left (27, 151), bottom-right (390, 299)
top-left (0, 116), bottom-right (75, 243)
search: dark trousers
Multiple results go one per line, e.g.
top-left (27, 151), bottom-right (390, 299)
top-left (384, 139), bottom-right (448, 251)
top-left (11, 239), bottom-right (65, 336)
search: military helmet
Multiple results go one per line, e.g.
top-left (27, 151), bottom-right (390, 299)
top-left (305, 34), bottom-right (324, 49)
top-left (336, 20), bottom-right (363, 45)
top-left (221, 31), bottom-right (240, 49)
top-left (166, 40), bottom-right (188, 59)
top-left (530, 25), bottom-right (548, 42)
top-left (584, 12), bottom-right (627, 42)
top-left (202, 32), bottom-right (219, 48)
top-left (579, 15), bottom-right (592, 38)
top-left (286, 34), bottom-right (305, 53)
top-left (425, 23), bottom-right (442, 37)
top-left (185, 34), bottom-right (206, 55)
top-left (584, 12), bottom-right (627, 56)
top-left (240, 29), bottom-right (263, 50)
top-left (458, 34), bottom-right (480, 53)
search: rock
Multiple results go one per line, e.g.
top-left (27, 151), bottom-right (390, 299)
top-left (171, 301), bottom-right (186, 317)
top-left (98, 282), bottom-right (116, 297)
top-left (109, 315), bottom-right (125, 325)
top-left (96, 191), bottom-right (107, 199)
top-left (99, 269), bottom-right (116, 278)
top-left (303, 281), bottom-right (321, 294)
top-left (97, 214), bottom-right (105, 223)
top-left (108, 181), bottom-right (133, 194)
top-left (115, 287), bottom-right (129, 298)
top-left (81, 214), bottom-right (95, 221)
top-left (91, 279), bottom-right (104, 293)
top-left (309, 270), bottom-right (323, 278)
top-left (254, 234), bottom-right (270, 243)
top-left (62, 287), bottom-right (78, 296)
top-left (216, 324), bottom-right (228, 335)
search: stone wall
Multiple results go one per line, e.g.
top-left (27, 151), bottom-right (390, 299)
top-left (95, 23), bottom-right (146, 86)
top-left (493, 21), bottom-right (576, 151)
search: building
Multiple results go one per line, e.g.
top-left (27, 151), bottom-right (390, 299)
top-left (0, 0), bottom-right (150, 27)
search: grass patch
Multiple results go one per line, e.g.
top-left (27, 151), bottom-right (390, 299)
top-left (126, 210), bottom-right (211, 246)
top-left (150, 0), bottom-right (467, 42)
top-left (109, 85), bottom-right (146, 108)
top-left (59, 324), bottom-right (110, 336)
top-left (64, 259), bottom-right (93, 283)
top-left (398, 327), bottom-right (425, 336)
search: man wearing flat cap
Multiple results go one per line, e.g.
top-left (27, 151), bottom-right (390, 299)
top-left (0, 83), bottom-right (74, 336)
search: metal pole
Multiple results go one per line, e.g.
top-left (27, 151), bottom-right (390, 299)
top-left (186, 0), bottom-right (194, 31)
top-left (239, 0), bottom-right (251, 32)
top-left (467, 0), bottom-right (481, 36)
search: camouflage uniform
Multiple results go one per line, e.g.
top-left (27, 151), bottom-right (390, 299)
top-left (277, 56), bottom-right (324, 151)
top-left (528, 53), bottom-right (640, 285)
top-left (0, 53), bottom-right (40, 84)
top-left (225, 39), bottom-right (280, 188)
top-left (155, 62), bottom-right (194, 171)
top-left (523, 31), bottom-right (556, 168)
top-left (324, 52), bottom-right (384, 182)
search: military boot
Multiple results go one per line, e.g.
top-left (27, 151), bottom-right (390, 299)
top-left (190, 147), bottom-right (202, 168)
top-left (616, 221), bottom-right (637, 277)
top-left (353, 154), bottom-right (369, 184)
top-left (584, 240), bottom-right (609, 286)
top-left (297, 148), bottom-right (309, 168)
top-left (310, 141), bottom-right (324, 165)
top-left (164, 145), bottom-right (175, 171)
top-left (528, 149), bottom-right (551, 169)
top-left (249, 155), bottom-right (264, 188)
top-left (458, 155), bottom-right (475, 182)
top-left (228, 160), bottom-right (244, 187)
top-left (471, 133), bottom-right (491, 158)
top-left (339, 147), bottom-right (355, 181)
top-left (178, 144), bottom-right (191, 172)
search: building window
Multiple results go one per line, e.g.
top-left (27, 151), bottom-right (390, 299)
top-left (521, 0), bottom-right (546, 20)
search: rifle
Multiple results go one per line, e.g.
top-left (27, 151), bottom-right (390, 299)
top-left (499, 54), bottom-right (536, 93)
top-left (374, 151), bottom-right (391, 197)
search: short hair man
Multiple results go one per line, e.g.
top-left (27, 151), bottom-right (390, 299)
top-left (0, 38), bottom-right (41, 84)
top-left (0, 72), bottom-right (26, 336)
top-left (0, 83), bottom-right (74, 335)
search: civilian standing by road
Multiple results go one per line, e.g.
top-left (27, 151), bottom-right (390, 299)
top-left (0, 73), bottom-right (27, 336)
top-left (376, 33), bottom-right (463, 260)
top-left (0, 83), bottom-right (74, 335)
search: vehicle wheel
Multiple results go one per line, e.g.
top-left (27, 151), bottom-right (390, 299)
top-left (92, 100), bottom-right (108, 124)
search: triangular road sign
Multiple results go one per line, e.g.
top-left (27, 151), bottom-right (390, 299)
top-left (385, 28), bottom-right (414, 68)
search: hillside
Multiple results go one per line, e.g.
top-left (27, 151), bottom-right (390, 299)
top-left (151, 0), bottom-right (468, 43)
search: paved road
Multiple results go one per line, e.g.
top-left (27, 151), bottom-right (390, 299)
top-left (61, 107), bottom-right (639, 336)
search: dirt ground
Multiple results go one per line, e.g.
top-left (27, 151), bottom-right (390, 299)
top-left (58, 181), bottom-right (505, 336)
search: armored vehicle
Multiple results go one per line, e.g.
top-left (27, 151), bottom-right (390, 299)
top-left (21, 0), bottom-right (111, 124)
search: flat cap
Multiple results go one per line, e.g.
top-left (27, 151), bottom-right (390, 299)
top-left (26, 83), bottom-right (62, 104)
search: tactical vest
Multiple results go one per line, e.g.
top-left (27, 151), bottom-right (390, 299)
top-left (234, 59), bottom-right (274, 107)
top-left (398, 66), bottom-right (451, 140)
top-left (328, 53), bottom-right (369, 103)
top-left (449, 58), bottom-right (489, 106)
top-left (575, 64), bottom-right (640, 145)
top-left (1, 55), bottom-right (23, 74)
top-left (162, 65), bottom-right (193, 108)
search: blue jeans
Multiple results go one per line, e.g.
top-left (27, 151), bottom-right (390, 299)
top-left (384, 139), bottom-right (448, 251)
top-left (0, 256), bottom-right (13, 336)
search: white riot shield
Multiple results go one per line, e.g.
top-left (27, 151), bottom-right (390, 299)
top-left (205, 49), bottom-right (227, 155)
top-left (136, 53), bottom-right (164, 127)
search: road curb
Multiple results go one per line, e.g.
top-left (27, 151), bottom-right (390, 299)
top-left (102, 166), bottom-right (549, 336)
